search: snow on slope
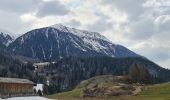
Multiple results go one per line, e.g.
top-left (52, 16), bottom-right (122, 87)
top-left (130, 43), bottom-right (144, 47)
top-left (33, 84), bottom-right (44, 93)
top-left (51, 24), bottom-right (137, 57)
top-left (0, 29), bottom-right (15, 46)
top-left (51, 24), bottom-right (116, 56)
top-left (0, 29), bottom-right (12, 36)
top-left (0, 96), bottom-right (53, 100)
top-left (52, 24), bottom-right (110, 42)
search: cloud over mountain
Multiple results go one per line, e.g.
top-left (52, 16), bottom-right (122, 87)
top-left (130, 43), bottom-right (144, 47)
top-left (0, 0), bottom-right (170, 68)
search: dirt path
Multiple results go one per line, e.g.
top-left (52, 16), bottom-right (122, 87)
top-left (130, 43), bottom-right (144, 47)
top-left (133, 86), bottom-right (142, 95)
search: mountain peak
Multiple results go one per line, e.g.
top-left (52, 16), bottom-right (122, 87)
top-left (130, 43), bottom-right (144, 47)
top-left (51, 23), bottom-right (66, 29)
top-left (50, 23), bottom-right (110, 43)
top-left (0, 29), bottom-right (12, 36)
top-left (0, 29), bottom-right (15, 46)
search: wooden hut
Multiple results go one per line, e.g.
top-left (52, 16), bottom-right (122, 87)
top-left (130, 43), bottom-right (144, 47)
top-left (0, 77), bottom-right (34, 98)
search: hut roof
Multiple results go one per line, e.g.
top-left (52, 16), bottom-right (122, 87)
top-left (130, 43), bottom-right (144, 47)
top-left (0, 77), bottom-right (34, 84)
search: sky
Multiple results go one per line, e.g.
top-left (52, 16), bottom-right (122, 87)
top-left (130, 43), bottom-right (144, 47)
top-left (0, 0), bottom-right (170, 69)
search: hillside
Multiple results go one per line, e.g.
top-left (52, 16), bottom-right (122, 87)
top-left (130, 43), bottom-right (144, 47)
top-left (0, 53), bottom-right (35, 81)
top-left (47, 75), bottom-right (170, 100)
top-left (47, 75), bottom-right (142, 99)
top-left (34, 56), bottom-right (170, 94)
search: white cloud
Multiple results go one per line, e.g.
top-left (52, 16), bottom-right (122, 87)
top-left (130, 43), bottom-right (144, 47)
top-left (63, 19), bottom-right (81, 28)
top-left (0, 0), bottom-right (170, 68)
top-left (0, 0), bottom-right (41, 14)
top-left (36, 0), bottom-right (70, 17)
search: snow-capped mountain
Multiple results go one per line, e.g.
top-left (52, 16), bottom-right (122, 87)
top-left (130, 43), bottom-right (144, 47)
top-left (0, 29), bottom-right (14, 46)
top-left (8, 24), bottom-right (139, 60)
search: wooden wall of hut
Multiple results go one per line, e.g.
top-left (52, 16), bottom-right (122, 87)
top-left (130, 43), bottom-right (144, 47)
top-left (0, 83), bottom-right (34, 98)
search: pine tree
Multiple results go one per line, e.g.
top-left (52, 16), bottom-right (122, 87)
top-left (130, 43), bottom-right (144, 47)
top-left (128, 63), bottom-right (151, 84)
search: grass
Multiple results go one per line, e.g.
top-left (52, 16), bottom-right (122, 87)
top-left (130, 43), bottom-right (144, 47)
top-left (47, 82), bottom-right (170, 100)
top-left (138, 82), bottom-right (170, 100)
top-left (47, 88), bottom-right (83, 99)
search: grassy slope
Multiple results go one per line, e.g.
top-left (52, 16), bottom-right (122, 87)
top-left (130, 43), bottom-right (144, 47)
top-left (138, 82), bottom-right (170, 100)
top-left (48, 80), bottom-right (170, 100)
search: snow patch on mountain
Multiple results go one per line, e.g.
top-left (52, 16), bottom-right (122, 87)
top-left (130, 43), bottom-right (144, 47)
top-left (51, 24), bottom-right (116, 54)
top-left (45, 28), bottom-right (49, 39)
top-left (51, 24), bottom-right (110, 42)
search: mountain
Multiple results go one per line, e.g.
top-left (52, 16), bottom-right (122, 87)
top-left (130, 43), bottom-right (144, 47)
top-left (0, 29), bottom-right (14, 46)
top-left (4, 24), bottom-right (170, 96)
top-left (8, 24), bottom-right (139, 61)
top-left (0, 42), bottom-right (6, 53)
top-left (35, 57), bottom-right (170, 94)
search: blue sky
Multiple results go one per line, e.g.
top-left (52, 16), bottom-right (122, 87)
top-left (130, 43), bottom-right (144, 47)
top-left (0, 0), bottom-right (170, 69)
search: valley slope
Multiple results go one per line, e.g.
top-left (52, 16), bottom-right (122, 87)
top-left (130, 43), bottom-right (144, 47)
top-left (0, 25), bottom-right (170, 97)
top-left (48, 75), bottom-right (170, 100)
top-left (34, 57), bottom-right (170, 94)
